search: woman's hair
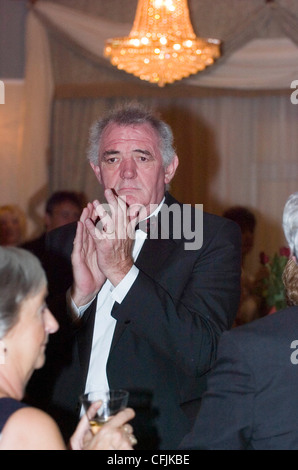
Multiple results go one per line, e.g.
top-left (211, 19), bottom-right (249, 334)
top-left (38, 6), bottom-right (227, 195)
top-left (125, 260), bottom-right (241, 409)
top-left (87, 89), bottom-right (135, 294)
top-left (282, 192), bottom-right (298, 306)
top-left (282, 257), bottom-right (298, 306)
top-left (283, 192), bottom-right (298, 259)
top-left (0, 247), bottom-right (46, 338)
top-left (87, 102), bottom-right (176, 168)
top-left (45, 191), bottom-right (83, 215)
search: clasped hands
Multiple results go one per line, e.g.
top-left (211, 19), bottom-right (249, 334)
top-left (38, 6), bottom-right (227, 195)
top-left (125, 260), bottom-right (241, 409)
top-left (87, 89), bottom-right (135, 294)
top-left (71, 189), bottom-right (147, 307)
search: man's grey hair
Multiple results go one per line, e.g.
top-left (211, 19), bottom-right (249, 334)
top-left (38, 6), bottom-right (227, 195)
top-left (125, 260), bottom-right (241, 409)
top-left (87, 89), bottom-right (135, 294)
top-left (283, 191), bottom-right (298, 259)
top-left (0, 247), bottom-right (46, 338)
top-left (87, 102), bottom-right (176, 168)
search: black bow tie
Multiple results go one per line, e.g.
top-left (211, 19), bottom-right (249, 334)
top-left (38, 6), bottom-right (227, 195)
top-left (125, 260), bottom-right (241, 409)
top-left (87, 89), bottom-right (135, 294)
top-left (135, 216), bottom-right (157, 235)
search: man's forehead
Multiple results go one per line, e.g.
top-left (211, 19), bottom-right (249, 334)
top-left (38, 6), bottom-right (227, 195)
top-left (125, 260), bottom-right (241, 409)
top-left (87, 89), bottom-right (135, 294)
top-left (101, 122), bottom-right (158, 145)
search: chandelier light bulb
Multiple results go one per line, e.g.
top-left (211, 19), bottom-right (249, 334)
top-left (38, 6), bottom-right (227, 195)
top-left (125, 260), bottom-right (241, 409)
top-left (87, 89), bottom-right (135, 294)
top-left (104, 0), bottom-right (221, 87)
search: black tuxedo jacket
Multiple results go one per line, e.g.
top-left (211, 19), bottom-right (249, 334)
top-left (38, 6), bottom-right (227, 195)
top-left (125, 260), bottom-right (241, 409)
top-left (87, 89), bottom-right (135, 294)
top-left (26, 193), bottom-right (241, 449)
top-left (180, 306), bottom-right (298, 450)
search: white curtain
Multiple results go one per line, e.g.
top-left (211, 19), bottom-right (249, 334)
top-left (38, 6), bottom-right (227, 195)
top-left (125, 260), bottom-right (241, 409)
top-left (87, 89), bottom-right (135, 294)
top-left (180, 94), bottom-right (298, 276)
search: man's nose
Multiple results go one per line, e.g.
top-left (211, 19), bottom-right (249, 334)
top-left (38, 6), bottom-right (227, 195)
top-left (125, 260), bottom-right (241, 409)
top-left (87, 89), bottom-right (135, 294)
top-left (120, 159), bottom-right (137, 179)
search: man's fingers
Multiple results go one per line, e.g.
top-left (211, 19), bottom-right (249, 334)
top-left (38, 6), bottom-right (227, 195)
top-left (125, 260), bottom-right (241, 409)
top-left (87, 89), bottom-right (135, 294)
top-left (92, 200), bottom-right (116, 236)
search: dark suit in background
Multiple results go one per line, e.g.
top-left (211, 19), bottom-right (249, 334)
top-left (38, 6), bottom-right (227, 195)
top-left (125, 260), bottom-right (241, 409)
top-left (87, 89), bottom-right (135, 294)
top-left (180, 305), bottom-right (298, 450)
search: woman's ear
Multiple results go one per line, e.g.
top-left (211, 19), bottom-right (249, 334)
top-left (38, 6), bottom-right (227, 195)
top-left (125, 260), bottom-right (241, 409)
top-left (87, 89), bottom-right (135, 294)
top-left (0, 339), bottom-right (7, 365)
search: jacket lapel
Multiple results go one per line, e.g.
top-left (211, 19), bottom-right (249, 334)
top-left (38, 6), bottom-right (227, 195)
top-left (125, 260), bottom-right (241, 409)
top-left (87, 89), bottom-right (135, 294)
top-left (109, 235), bottom-right (177, 352)
top-left (76, 297), bottom-right (97, 383)
top-left (110, 201), bottom-right (179, 352)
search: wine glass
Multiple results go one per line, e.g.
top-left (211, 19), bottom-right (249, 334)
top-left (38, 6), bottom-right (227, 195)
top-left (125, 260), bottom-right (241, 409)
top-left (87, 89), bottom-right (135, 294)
top-left (80, 389), bottom-right (129, 435)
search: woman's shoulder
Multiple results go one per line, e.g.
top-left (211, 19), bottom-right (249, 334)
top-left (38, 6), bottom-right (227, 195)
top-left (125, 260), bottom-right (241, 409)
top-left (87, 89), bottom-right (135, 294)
top-left (0, 402), bottom-right (65, 450)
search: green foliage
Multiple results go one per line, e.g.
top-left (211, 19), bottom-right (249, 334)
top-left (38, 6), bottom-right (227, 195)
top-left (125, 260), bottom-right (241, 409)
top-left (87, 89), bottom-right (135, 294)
top-left (262, 253), bottom-right (288, 310)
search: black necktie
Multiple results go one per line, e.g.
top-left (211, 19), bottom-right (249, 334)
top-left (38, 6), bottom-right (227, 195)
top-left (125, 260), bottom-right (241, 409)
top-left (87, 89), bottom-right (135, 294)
top-left (135, 216), bottom-right (157, 235)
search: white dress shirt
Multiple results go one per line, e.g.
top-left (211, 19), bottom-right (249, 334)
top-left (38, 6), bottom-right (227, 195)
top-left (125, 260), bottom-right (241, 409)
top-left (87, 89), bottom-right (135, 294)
top-left (71, 199), bottom-right (164, 404)
top-left (83, 229), bottom-right (147, 396)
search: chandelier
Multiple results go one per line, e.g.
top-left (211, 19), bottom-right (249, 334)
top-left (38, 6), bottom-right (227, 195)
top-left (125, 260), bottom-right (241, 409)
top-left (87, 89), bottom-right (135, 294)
top-left (104, 0), bottom-right (221, 87)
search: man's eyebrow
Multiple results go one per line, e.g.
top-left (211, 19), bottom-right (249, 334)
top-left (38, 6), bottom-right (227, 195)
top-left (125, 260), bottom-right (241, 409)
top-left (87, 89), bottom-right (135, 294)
top-left (102, 150), bottom-right (120, 157)
top-left (102, 149), bottom-right (153, 157)
top-left (133, 149), bottom-right (152, 156)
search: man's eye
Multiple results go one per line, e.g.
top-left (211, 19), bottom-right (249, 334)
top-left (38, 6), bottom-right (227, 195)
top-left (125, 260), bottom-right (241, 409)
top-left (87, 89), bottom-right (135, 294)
top-left (106, 157), bottom-right (118, 164)
top-left (138, 155), bottom-right (149, 162)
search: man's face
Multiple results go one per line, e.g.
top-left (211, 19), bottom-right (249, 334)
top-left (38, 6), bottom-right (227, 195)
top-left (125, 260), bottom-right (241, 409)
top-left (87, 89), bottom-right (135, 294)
top-left (45, 201), bottom-right (81, 231)
top-left (90, 123), bottom-right (178, 214)
top-left (0, 211), bottom-right (22, 246)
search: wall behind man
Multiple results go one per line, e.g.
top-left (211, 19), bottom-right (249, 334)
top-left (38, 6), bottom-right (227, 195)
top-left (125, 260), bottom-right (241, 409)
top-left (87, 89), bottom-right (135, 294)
top-left (0, 1), bottom-right (33, 238)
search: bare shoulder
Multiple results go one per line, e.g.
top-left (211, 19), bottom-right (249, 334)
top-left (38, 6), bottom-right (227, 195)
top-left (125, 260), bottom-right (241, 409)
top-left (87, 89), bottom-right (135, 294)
top-left (0, 406), bottom-right (66, 450)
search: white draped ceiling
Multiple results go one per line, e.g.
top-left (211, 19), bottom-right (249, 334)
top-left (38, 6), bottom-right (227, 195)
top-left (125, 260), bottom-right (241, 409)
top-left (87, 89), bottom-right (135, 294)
top-left (19, 1), bottom-right (298, 213)
top-left (32, 1), bottom-right (298, 90)
top-left (2, 1), bottom-right (298, 274)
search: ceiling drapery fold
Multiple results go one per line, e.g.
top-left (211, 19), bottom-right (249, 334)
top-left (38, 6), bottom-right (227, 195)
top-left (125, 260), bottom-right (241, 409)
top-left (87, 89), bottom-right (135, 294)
top-left (32, 1), bottom-right (298, 91)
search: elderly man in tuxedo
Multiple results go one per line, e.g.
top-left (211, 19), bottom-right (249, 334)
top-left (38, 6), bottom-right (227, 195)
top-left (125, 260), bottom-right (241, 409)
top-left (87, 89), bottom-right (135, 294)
top-left (180, 191), bottom-right (298, 450)
top-left (27, 103), bottom-right (241, 449)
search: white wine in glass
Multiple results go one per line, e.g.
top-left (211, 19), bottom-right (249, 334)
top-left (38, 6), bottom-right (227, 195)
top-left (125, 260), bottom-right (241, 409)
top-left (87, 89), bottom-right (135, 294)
top-left (80, 389), bottom-right (129, 434)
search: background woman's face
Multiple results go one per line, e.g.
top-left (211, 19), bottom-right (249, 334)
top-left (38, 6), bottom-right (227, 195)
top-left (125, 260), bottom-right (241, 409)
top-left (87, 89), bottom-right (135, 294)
top-left (0, 212), bottom-right (22, 246)
top-left (5, 285), bottom-right (58, 382)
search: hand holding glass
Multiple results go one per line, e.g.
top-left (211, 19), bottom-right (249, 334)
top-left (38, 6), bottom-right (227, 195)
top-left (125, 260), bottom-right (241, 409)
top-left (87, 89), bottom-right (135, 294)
top-left (80, 389), bottom-right (129, 435)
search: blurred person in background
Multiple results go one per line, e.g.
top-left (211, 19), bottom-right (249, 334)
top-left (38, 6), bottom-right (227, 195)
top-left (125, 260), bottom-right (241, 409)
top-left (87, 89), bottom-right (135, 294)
top-left (180, 192), bottom-right (298, 450)
top-left (223, 206), bottom-right (260, 325)
top-left (0, 205), bottom-right (27, 247)
top-left (22, 191), bottom-right (83, 261)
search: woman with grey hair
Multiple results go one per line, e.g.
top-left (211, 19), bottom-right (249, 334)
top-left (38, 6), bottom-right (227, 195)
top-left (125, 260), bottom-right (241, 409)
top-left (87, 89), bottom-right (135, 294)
top-left (282, 191), bottom-right (298, 307)
top-left (0, 247), bottom-right (135, 450)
